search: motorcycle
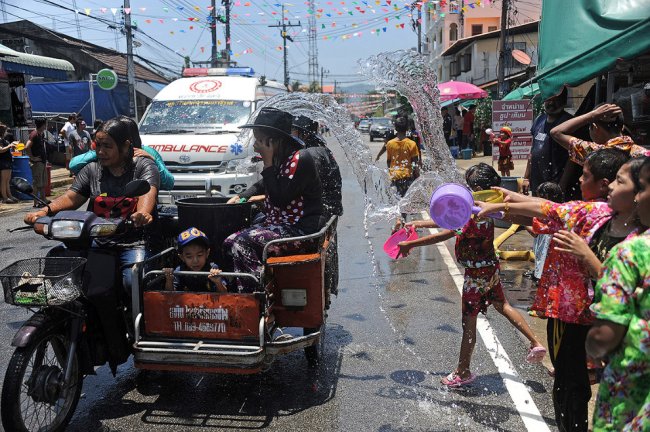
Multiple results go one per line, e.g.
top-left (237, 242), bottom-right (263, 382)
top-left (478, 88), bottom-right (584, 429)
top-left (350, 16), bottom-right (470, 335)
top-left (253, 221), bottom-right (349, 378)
top-left (0, 178), bottom-right (339, 431)
top-left (0, 177), bottom-right (151, 432)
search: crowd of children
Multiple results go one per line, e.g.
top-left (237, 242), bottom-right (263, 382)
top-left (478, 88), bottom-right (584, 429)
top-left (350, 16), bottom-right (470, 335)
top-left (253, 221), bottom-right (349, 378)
top-left (395, 143), bottom-right (649, 431)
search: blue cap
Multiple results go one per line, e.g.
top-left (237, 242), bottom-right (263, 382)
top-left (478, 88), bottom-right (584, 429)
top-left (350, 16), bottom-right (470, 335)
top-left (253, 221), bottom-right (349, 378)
top-left (177, 227), bottom-right (210, 249)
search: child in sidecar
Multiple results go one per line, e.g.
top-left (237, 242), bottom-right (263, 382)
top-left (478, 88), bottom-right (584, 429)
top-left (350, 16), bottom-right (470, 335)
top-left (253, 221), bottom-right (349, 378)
top-left (163, 227), bottom-right (227, 293)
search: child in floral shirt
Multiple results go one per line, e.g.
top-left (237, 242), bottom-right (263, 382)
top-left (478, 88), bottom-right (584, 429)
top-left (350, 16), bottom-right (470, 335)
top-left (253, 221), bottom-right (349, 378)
top-left (587, 156), bottom-right (650, 432)
top-left (398, 163), bottom-right (546, 388)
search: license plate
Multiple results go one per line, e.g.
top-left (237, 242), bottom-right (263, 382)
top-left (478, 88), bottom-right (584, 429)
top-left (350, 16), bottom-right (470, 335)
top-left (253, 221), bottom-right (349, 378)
top-left (172, 193), bottom-right (199, 202)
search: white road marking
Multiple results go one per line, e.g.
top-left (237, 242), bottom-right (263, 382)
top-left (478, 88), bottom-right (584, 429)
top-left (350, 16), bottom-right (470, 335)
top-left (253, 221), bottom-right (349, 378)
top-left (420, 212), bottom-right (551, 432)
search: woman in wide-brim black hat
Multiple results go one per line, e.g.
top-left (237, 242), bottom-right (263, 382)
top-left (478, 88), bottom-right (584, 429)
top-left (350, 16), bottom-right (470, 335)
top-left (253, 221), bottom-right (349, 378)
top-left (223, 107), bottom-right (324, 292)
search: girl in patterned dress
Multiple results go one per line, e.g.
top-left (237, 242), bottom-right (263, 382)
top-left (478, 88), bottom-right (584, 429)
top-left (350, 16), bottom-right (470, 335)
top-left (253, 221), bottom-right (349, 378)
top-left (223, 108), bottom-right (324, 292)
top-left (586, 156), bottom-right (650, 432)
top-left (397, 163), bottom-right (546, 388)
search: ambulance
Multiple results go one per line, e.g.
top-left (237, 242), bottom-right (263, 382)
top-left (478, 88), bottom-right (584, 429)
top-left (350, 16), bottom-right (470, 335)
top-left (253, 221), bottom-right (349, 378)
top-left (139, 67), bottom-right (286, 204)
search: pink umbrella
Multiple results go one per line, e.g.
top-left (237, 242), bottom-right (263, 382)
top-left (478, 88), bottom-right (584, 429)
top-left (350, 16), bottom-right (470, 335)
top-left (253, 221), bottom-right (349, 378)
top-left (437, 81), bottom-right (488, 101)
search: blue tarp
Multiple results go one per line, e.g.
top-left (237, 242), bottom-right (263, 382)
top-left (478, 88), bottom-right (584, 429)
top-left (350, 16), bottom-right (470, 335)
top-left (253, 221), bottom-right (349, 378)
top-left (26, 81), bottom-right (130, 121)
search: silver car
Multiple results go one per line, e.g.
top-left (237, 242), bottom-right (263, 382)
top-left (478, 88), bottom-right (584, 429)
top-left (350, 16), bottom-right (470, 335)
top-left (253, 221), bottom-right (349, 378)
top-left (369, 118), bottom-right (394, 141)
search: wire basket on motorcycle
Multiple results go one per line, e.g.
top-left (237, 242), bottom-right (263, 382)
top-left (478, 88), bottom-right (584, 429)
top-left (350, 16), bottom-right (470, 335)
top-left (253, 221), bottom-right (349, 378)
top-left (0, 257), bottom-right (87, 306)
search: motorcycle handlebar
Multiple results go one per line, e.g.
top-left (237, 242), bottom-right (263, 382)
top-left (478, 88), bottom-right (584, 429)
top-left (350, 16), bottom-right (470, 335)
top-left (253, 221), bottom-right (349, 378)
top-left (7, 226), bottom-right (33, 233)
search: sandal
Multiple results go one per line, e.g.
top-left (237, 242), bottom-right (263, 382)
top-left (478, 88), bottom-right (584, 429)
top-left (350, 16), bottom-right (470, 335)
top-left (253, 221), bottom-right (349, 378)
top-left (441, 372), bottom-right (476, 388)
top-left (526, 346), bottom-right (547, 364)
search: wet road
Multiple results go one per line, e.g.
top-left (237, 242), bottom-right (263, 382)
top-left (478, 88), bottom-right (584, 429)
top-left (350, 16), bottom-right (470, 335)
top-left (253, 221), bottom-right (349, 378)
top-left (0, 135), bottom-right (557, 431)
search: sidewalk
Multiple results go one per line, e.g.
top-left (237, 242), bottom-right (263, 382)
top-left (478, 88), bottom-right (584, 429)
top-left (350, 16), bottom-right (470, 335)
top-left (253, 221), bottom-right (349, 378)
top-left (0, 166), bottom-right (72, 215)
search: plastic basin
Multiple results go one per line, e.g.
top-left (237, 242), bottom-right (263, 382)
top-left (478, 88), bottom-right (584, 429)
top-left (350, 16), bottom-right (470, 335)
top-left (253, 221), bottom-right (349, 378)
top-left (429, 183), bottom-right (475, 230)
top-left (383, 227), bottom-right (418, 259)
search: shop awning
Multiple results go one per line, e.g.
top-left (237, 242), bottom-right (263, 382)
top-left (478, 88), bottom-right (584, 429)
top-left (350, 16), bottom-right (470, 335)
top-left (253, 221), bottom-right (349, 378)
top-left (535, 0), bottom-right (650, 101)
top-left (503, 83), bottom-right (540, 101)
top-left (0, 44), bottom-right (74, 80)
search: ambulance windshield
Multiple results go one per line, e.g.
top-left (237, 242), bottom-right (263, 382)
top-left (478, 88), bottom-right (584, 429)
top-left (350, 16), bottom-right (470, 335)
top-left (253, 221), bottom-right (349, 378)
top-left (140, 99), bottom-right (252, 134)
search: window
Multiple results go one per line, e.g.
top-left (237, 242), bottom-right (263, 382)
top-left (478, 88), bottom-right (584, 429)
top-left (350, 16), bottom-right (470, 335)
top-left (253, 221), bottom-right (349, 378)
top-left (471, 24), bottom-right (483, 36)
top-left (488, 26), bottom-right (498, 32)
top-left (449, 23), bottom-right (458, 41)
top-left (450, 61), bottom-right (460, 77)
top-left (460, 53), bottom-right (472, 72)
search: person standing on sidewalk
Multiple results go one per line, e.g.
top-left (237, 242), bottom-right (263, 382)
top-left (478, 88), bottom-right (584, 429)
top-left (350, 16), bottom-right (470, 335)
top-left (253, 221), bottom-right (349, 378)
top-left (462, 105), bottom-right (475, 151)
top-left (25, 118), bottom-right (48, 206)
top-left (0, 123), bottom-right (18, 204)
top-left (442, 108), bottom-right (452, 146)
top-left (60, 113), bottom-right (76, 174)
top-left (69, 118), bottom-right (91, 158)
top-left (523, 89), bottom-right (573, 196)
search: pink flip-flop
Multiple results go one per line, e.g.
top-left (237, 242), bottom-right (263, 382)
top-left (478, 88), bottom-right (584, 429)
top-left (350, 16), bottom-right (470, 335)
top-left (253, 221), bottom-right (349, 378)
top-left (526, 346), bottom-right (547, 364)
top-left (441, 372), bottom-right (477, 388)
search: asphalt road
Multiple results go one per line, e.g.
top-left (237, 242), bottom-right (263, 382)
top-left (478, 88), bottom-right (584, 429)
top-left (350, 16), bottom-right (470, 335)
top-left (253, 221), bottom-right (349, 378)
top-left (0, 135), bottom-right (557, 431)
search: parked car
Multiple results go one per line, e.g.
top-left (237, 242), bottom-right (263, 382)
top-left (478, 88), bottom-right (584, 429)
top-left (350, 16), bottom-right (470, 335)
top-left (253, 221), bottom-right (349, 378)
top-left (369, 117), bottom-right (394, 141)
top-left (358, 119), bottom-right (371, 133)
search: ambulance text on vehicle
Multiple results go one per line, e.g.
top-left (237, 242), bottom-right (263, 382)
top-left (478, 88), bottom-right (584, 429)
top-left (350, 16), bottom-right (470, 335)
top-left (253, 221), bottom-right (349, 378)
top-left (139, 67), bottom-right (286, 204)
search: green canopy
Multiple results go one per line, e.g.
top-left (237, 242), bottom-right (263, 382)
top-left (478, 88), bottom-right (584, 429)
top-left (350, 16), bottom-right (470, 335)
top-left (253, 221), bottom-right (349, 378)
top-left (536, 1), bottom-right (650, 101)
top-left (503, 84), bottom-right (540, 101)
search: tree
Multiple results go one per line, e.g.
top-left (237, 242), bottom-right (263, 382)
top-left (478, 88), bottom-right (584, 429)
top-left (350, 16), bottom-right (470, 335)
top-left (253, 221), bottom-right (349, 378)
top-left (308, 81), bottom-right (320, 93)
top-left (291, 80), bottom-right (301, 92)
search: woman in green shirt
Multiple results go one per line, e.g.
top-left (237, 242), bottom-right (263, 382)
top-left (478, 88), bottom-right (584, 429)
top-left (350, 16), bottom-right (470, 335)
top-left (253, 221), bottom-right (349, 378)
top-left (587, 156), bottom-right (650, 432)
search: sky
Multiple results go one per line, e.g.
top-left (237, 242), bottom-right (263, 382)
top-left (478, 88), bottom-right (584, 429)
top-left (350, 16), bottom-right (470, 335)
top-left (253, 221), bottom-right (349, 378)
top-left (3, 0), bottom-right (422, 87)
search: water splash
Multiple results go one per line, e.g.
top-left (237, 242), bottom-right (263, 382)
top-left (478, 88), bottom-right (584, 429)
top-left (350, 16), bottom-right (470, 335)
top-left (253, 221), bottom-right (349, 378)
top-left (236, 91), bottom-right (401, 222)
top-left (358, 49), bottom-right (464, 214)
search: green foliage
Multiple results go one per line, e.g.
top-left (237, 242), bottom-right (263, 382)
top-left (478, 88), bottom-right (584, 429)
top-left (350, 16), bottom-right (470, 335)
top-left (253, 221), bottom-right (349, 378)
top-left (291, 81), bottom-right (301, 91)
top-left (473, 94), bottom-right (493, 137)
top-left (308, 81), bottom-right (320, 93)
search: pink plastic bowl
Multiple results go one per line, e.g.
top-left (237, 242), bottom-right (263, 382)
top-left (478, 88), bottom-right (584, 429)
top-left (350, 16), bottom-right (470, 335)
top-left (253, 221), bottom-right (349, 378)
top-left (383, 227), bottom-right (418, 259)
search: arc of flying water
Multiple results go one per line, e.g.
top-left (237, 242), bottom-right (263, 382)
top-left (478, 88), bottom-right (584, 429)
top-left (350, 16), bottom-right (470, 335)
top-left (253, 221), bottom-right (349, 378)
top-left (358, 50), bottom-right (464, 214)
top-left (236, 91), bottom-right (402, 222)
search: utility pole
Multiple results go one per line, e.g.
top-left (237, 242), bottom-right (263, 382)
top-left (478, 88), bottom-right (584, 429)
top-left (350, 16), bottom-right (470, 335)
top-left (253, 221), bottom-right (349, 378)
top-left (71, 0), bottom-right (82, 39)
top-left (497, 0), bottom-right (509, 98)
top-left (224, 0), bottom-right (231, 63)
top-left (320, 67), bottom-right (329, 92)
top-left (269, 5), bottom-right (300, 87)
top-left (124, 0), bottom-right (136, 118)
top-left (211, 0), bottom-right (218, 67)
top-left (308, 0), bottom-right (318, 85)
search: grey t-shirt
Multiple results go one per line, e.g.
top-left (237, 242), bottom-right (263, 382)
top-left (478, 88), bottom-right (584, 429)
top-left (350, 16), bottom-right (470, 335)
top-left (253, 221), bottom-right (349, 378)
top-left (69, 129), bottom-right (92, 157)
top-left (70, 158), bottom-right (160, 247)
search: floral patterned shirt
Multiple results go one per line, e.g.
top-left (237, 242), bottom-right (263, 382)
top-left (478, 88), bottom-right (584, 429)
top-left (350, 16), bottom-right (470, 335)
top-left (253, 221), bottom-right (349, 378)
top-left (531, 200), bottom-right (615, 324)
top-left (590, 233), bottom-right (650, 432)
top-left (455, 216), bottom-right (498, 269)
top-left (568, 135), bottom-right (649, 166)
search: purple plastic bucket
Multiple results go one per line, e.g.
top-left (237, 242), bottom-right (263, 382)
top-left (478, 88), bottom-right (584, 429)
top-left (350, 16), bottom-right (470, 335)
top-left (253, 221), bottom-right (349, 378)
top-left (429, 183), bottom-right (477, 230)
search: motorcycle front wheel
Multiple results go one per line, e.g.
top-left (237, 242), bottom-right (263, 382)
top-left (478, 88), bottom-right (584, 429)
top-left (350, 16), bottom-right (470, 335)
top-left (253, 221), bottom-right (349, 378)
top-left (1, 323), bottom-right (83, 432)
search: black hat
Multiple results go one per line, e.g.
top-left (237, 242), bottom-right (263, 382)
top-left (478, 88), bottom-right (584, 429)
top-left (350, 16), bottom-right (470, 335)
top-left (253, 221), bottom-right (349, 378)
top-left (292, 115), bottom-right (319, 133)
top-left (241, 107), bottom-right (304, 146)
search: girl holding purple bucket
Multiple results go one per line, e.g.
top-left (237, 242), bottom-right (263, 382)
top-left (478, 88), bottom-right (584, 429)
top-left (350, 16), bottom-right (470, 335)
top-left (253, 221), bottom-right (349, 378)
top-left (397, 163), bottom-right (546, 388)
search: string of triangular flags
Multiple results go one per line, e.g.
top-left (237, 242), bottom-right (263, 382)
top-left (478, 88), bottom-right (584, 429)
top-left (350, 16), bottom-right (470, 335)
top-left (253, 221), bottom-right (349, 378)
top-left (73, 0), bottom-right (493, 55)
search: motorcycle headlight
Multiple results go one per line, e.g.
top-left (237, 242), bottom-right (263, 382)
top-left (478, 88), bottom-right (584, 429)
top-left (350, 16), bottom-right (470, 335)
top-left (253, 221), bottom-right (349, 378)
top-left (50, 220), bottom-right (83, 239)
top-left (89, 223), bottom-right (119, 237)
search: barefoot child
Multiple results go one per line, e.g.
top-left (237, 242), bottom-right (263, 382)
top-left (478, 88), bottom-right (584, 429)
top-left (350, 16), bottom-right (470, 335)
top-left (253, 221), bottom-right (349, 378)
top-left (164, 227), bottom-right (227, 293)
top-left (398, 163), bottom-right (546, 388)
top-left (493, 126), bottom-right (514, 177)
